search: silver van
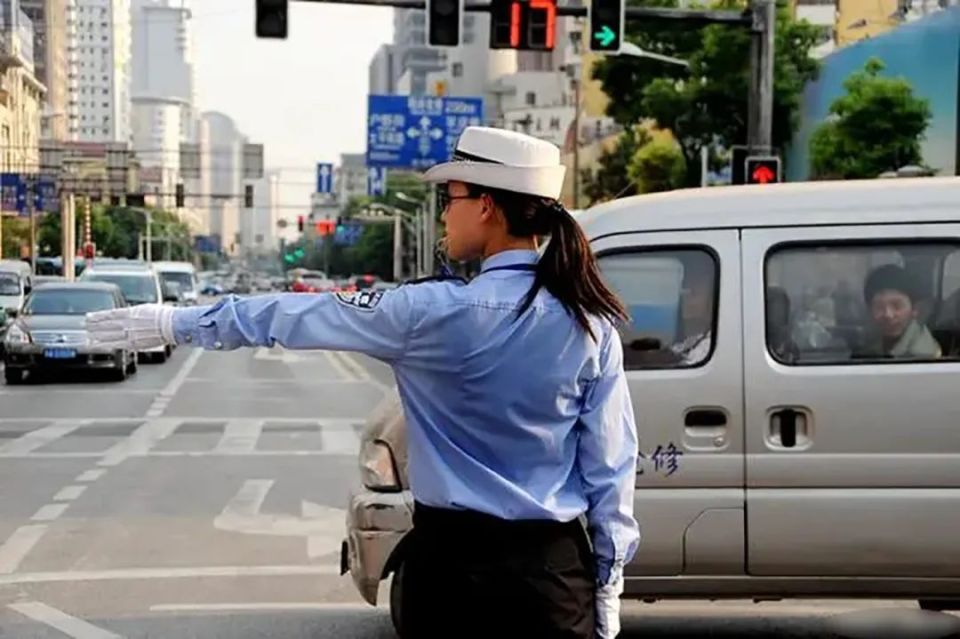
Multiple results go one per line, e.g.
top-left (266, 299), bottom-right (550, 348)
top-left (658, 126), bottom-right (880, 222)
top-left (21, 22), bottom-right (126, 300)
top-left (342, 177), bottom-right (960, 633)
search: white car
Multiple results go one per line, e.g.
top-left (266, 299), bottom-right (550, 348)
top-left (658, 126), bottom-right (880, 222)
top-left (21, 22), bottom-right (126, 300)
top-left (79, 265), bottom-right (174, 363)
top-left (153, 261), bottom-right (200, 305)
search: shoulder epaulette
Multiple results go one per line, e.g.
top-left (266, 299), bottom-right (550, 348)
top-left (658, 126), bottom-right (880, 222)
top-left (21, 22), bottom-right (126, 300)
top-left (401, 274), bottom-right (467, 287)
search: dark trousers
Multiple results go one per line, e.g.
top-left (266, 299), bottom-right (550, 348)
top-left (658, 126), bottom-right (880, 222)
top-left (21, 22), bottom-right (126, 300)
top-left (400, 502), bottom-right (596, 639)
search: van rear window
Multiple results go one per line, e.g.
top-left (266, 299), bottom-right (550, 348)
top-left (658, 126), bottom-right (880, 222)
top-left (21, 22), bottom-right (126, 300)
top-left (765, 242), bottom-right (960, 365)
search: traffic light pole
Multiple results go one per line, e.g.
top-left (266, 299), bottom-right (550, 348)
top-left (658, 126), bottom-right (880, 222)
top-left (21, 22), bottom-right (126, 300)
top-left (747, 0), bottom-right (775, 153)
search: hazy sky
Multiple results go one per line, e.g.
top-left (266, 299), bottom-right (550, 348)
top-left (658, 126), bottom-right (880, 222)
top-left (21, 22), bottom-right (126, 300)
top-left (191, 0), bottom-right (393, 219)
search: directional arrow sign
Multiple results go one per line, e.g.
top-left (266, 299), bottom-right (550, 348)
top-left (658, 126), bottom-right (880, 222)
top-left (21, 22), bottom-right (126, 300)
top-left (745, 155), bottom-right (781, 185)
top-left (594, 25), bottom-right (615, 48)
top-left (215, 479), bottom-right (347, 560)
top-left (316, 163), bottom-right (334, 194)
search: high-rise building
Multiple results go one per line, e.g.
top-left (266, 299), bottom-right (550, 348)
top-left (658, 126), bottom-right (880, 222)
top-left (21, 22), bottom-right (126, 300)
top-left (369, 43), bottom-right (400, 95)
top-left (20, 0), bottom-right (69, 140)
top-left (130, 0), bottom-right (197, 214)
top-left (391, 9), bottom-right (449, 95)
top-left (201, 111), bottom-right (243, 256)
top-left (251, 170), bottom-right (280, 253)
top-left (0, 0), bottom-right (44, 176)
top-left (337, 153), bottom-right (368, 205)
top-left (66, 0), bottom-right (132, 143)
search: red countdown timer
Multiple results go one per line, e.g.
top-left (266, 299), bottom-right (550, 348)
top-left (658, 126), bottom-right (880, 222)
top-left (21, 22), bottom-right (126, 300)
top-left (491, 0), bottom-right (557, 51)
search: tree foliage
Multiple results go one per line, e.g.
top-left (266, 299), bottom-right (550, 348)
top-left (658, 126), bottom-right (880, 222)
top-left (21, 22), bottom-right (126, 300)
top-left (810, 58), bottom-right (932, 179)
top-left (629, 137), bottom-right (688, 193)
top-left (592, 0), bottom-right (820, 186)
top-left (581, 127), bottom-right (652, 204)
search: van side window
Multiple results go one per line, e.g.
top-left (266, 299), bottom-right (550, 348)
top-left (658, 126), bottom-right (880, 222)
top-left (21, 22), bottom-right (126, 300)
top-left (765, 242), bottom-right (960, 365)
top-left (599, 248), bottom-right (718, 370)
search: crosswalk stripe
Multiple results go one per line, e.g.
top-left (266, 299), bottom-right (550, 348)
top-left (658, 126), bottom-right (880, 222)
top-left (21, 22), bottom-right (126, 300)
top-left (320, 426), bottom-right (362, 455)
top-left (0, 420), bottom-right (89, 456)
top-left (215, 420), bottom-right (265, 454)
top-left (9, 601), bottom-right (122, 639)
top-left (98, 418), bottom-right (180, 467)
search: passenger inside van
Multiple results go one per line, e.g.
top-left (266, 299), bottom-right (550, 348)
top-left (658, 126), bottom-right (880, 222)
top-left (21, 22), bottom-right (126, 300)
top-left (767, 287), bottom-right (800, 363)
top-left (858, 264), bottom-right (942, 360)
top-left (670, 256), bottom-right (714, 365)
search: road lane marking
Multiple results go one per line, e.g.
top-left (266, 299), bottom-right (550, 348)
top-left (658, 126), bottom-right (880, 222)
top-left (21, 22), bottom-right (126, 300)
top-left (0, 524), bottom-right (47, 574)
top-left (254, 346), bottom-right (302, 363)
top-left (324, 351), bottom-right (358, 382)
top-left (0, 564), bottom-right (340, 585)
top-left (159, 347), bottom-right (203, 399)
top-left (0, 419), bottom-right (89, 455)
top-left (53, 485), bottom-right (87, 501)
top-left (150, 602), bottom-right (386, 612)
top-left (8, 601), bottom-right (122, 639)
top-left (215, 420), bottom-right (264, 454)
top-left (31, 503), bottom-right (70, 522)
top-left (221, 479), bottom-right (274, 518)
top-left (99, 418), bottom-right (179, 467)
top-left (76, 469), bottom-right (107, 482)
top-left (320, 427), bottom-right (362, 456)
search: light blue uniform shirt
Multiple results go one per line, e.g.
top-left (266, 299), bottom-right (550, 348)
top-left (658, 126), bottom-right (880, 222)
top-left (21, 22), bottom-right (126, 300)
top-left (172, 249), bottom-right (640, 585)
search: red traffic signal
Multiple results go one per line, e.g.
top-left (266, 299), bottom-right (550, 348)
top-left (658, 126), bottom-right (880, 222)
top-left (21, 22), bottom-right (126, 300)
top-left (745, 156), bottom-right (781, 185)
top-left (297, 215), bottom-right (304, 232)
top-left (82, 243), bottom-right (96, 259)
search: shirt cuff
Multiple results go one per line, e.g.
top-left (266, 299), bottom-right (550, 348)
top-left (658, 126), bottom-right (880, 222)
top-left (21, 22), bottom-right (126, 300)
top-left (170, 305), bottom-right (210, 345)
top-left (596, 559), bottom-right (625, 587)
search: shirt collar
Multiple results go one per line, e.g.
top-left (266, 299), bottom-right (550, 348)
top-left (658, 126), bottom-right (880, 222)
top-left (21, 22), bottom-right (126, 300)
top-left (480, 249), bottom-right (539, 273)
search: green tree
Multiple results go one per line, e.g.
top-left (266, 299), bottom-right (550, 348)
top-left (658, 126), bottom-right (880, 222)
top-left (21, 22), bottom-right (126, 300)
top-left (810, 58), bottom-right (932, 179)
top-left (592, 0), bottom-right (820, 186)
top-left (581, 127), bottom-right (651, 204)
top-left (629, 137), bottom-right (687, 193)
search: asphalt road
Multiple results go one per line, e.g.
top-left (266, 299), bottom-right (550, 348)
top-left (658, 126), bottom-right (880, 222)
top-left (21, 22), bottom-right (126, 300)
top-left (1, 336), bottom-right (959, 638)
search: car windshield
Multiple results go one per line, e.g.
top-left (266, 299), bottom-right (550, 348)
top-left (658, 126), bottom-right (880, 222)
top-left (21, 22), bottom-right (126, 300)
top-left (0, 273), bottom-right (20, 295)
top-left (160, 271), bottom-right (195, 292)
top-left (23, 289), bottom-right (116, 315)
top-left (84, 273), bottom-right (157, 304)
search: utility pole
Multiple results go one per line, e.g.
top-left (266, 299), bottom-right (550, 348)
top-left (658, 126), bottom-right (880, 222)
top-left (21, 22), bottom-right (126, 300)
top-left (747, 0), bottom-right (775, 152)
top-left (393, 215), bottom-right (403, 282)
top-left (61, 193), bottom-right (75, 282)
top-left (27, 180), bottom-right (37, 275)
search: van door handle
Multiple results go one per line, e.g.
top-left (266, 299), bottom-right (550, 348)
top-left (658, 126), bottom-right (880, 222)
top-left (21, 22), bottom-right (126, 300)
top-left (684, 410), bottom-right (727, 427)
top-left (769, 408), bottom-right (810, 449)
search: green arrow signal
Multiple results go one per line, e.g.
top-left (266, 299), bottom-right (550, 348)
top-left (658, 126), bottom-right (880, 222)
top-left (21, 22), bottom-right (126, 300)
top-left (594, 25), bottom-right (616, 48)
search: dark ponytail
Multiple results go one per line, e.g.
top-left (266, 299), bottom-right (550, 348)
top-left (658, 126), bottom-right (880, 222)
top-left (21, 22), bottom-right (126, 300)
top-left (475, 185), bottom-right (629, 340)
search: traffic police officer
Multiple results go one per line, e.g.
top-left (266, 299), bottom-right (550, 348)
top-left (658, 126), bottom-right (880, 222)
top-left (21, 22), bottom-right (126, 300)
top-left (86, 127), bottom-right (640, 638)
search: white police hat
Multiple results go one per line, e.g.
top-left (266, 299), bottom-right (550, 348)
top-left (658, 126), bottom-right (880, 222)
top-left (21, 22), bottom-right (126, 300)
top-left (423, 126), bottom-right (567, 200)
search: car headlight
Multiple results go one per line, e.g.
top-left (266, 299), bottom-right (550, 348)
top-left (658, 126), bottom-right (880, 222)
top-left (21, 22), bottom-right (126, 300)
top-left (359, 440), bottom-right (400, 491)
top-left (5, 324), bottom-right (30, 344)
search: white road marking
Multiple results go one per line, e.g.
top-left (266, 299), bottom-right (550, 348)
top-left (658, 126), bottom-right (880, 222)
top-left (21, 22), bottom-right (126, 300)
top-left (76, 469), bottom-right (107, 482)
top-left (324, 350), bottom-right (358, 382)
top-left (320, 426), bottom-right (362, 456)
top-left (0, 419), bottom-right (89, 455)
top-left (214, 420), bottom-right (264, 454)
top-left (221, 479), bottom-right (274, 518)
top-left (53, 485), bottom-right (87, 501)
top-left (254, 346), bottom-right (302, 363)
top-left (150, 602), bottom-right (385, 613)
top-left (8, 601), bottom-right (122, 639)
top-left (31, 503), bottom-right (70, 522)
top-left (215, 481), bottom-right (347, 558)
top-left (99, 418), bottom-right (179, 467)
top-left (0, 524), bottom-right (48, 574)
top-left (159, 347), bottom-right (203, 399)
top-left (0, 564), bottom-right (340, 585)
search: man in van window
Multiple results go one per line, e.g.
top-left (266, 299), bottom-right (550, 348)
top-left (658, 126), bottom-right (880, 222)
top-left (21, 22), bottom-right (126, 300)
top-left (670, 257), bottom-right (714, 365)
top-left (861, 264), bottom-right (941, 359)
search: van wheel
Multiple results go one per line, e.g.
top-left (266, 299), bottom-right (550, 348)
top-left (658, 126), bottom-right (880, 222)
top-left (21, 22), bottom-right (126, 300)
top-left (389, 561), bottom-right (406, 638)
top-left (4, 367), bottom-right (24, 385)
top-left (919, 599), bottom-right (960, 611)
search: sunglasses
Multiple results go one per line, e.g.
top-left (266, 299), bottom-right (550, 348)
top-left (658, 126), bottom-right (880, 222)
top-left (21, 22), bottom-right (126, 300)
top-left (437, 189), bottom-right (481, 210)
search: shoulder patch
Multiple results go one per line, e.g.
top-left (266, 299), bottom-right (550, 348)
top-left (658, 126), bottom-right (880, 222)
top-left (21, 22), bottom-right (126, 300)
top-left (335, 290), bottom-right (385, 311)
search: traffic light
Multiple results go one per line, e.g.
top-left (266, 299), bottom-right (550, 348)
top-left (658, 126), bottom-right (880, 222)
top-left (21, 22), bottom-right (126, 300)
top-left (490, 0), bottom-right (557, 50)
top-left (244, 184), bottom-right (254, 208)
top-left (297, 215), bottom-right (304, 233)
top-left (427, 0), bottom-right (463, 47)
top-left (255, 0), bottom-right (288, 39)
top-left (745, 156), bottom-right (782, 185)
top-left (589, 0), bottom-right (624, 53)
top-left (175, 183), bottom-right (184, 208)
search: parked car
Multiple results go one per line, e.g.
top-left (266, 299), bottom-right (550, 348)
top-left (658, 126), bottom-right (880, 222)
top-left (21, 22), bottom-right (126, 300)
top-left (342, 177), bottom-right (960, 636)
top-left (3, 282), bottom-right (137, 384)
top-left (79, 265), bottom-right (172, 363)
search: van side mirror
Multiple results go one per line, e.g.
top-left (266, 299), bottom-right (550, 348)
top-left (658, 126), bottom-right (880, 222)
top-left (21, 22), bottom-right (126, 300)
top-left (5, 308), bottom-right (18, 319)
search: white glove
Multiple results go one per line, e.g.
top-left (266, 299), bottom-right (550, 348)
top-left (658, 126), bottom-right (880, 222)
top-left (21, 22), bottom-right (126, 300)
top-left (85, 304), bottom-right (176, 350)
top-left (595, 576), bottom-right (624, 639)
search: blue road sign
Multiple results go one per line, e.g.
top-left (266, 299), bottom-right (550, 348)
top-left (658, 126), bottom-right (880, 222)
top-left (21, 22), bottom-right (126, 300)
top-left (334, 222), bottom-right (364, 247)
top-left (316, 163), bottom-right (334, 194)
top-left (366, 95), bottom-right (484, 170)
top-left (367, 167), bottom-right (387, 196)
